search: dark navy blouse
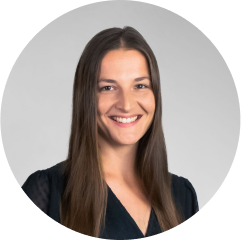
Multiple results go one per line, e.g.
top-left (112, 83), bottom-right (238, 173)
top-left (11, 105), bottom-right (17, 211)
top-left (22, 161), bottom-right (199, 239)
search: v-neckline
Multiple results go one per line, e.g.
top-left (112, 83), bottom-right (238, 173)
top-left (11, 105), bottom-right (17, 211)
top-left (107, 184), bottom-right (152, 237)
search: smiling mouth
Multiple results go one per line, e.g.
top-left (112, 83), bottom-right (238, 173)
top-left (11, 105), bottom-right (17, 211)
top-left (109, 115), bottom-right (142, 123)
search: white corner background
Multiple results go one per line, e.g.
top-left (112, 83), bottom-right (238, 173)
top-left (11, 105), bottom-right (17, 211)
top-left (1, 0), bottom-right (241, 210)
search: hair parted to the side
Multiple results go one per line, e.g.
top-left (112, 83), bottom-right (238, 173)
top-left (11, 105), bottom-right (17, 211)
top-left (60, 26), bottom-right (184, 237)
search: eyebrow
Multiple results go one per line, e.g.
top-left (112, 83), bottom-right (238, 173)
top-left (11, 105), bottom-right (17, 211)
top-left (98, 76), bottom-right (150, 83)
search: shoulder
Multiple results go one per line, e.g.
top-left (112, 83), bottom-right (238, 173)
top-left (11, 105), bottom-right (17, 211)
top-left (22, 161), bottom-right (65, 188)
top-left (21, 161), bottom-right (66, 213)
top-left (170, 173), bottom-right (199, 220)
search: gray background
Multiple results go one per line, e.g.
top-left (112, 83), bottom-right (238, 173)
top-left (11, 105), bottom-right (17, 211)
top-left (1, 1), bottom-right (240, 209)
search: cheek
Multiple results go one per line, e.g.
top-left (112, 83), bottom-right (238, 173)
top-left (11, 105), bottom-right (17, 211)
top-left (98, 95), bottom-right (111, 116)
top-left (140, 92), bottom-right (155, 113)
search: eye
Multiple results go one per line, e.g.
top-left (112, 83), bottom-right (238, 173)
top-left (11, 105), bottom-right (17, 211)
top-left (100, 86), bottom-right (112, 91)
top-left (136, 84), bottom-right (148, 88)
top-left (99, 84), bottom-right (148, 91)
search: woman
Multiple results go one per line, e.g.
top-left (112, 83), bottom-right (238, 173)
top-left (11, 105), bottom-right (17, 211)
top-left (22, 26), bottom-right (199, 239)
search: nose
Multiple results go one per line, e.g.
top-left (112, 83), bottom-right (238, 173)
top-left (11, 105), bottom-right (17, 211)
top-left (115, 89), bottom-right (136, 112)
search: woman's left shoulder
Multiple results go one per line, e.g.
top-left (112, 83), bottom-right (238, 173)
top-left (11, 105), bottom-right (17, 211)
top-left (170, 173), bottom-right (199, 220)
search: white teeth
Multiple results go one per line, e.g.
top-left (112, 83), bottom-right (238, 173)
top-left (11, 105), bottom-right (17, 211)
top-left (112, 116), bottom-right (139, 123)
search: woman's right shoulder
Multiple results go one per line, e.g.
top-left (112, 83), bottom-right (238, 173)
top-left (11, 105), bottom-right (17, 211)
top-left (22, 160), bottom-right (65, 187)
top-left (21, 160), bottom-right (66, 213)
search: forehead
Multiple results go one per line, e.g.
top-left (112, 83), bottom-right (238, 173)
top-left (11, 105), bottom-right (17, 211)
top-left (99, 49), bottom-right (149, 78)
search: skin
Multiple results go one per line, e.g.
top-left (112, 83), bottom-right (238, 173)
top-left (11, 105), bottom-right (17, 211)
top-left (97, 49), bottom-right (156, 235)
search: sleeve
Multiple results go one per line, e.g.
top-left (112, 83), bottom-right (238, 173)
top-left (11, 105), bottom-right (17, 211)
top-left (22, 170), bottom-right (50, 214)
top-left (183, 178), bottom-right (199, 220)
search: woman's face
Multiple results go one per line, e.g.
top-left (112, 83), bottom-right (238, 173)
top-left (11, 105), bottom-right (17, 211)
top-left (97, 49), bottom-right (155, 146)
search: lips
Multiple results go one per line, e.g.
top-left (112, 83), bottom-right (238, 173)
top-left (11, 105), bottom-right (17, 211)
top-left (109, 115), bottom-right (142, 122)
top-left (108, 114), bottom-right (143, 119)
top-left (108, 115), bottom-right (142, 128)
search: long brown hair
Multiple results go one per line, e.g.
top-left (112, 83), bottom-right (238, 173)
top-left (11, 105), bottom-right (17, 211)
top-left (60, 26), bottom-right (183, 237)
